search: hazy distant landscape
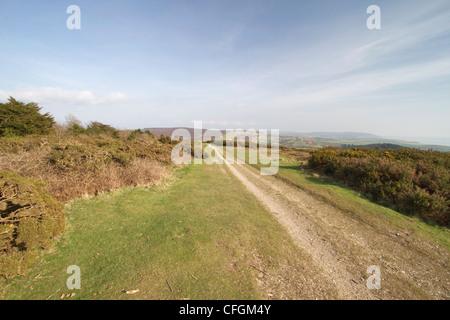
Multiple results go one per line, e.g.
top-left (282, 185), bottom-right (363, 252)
top-left (278, 132), bottom-right (450, 152)
top-left (146, 128), bottom-right (450, 152)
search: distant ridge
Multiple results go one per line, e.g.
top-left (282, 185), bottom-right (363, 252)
top-left (280, 131), bottom-right (381, 140)
top-left (144, 127), bottom-right (222, 137)
top-left (278, 131), bottom-right (450, 152)
top-left (342, 143), bottom-right (406, 150)
top-left (143, 127), bottom-right (450, 152)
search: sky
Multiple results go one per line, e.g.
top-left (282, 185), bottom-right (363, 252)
top-left (0, 0), bottom-right (449, 145)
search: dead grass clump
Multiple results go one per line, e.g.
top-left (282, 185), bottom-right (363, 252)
top-left (0, 135), bottom-right (173, 202)
top-left (42, 159), bottom-right (170, 201)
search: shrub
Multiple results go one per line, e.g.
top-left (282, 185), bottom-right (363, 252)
top-left (407, 189), bottom-right (449, 225)
top-left (126, 129), bottom-right (148, 141)
top-left (66, 121), bottom-right (120, 138)
top-left (67, 123), bottom-right (86, 136)
top-left (85, 121), bottom-right (119, 138)
top-left (308, 147), bottom-right (450, 226)
top-left (0, 171), bottom-right (64, 279)
top-left (0, 97), bottom-right (55, 137)
top-left (0, 117), bottom-right (174, 279)
top-left (0, 135), bottom-right (173, 202)
top-left (158, 134), bottom-right (173, 144)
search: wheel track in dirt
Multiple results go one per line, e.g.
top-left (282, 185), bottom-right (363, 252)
top-left (213, 146), bottom-right (450, 299)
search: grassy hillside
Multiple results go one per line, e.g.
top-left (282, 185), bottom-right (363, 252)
top-left (308, 147), bottom-right (450, 226)
top-left (1, 164), bottom-right (336, 300)
top-left (0, 120), bottom-right (174, 280)
top-left (250, 148), bottom-right (449, 249)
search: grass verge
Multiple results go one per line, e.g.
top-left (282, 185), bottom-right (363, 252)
top-left (1, 163), bottom-right (325, 299)
top-left (251, 150), bottom-right (450, 250)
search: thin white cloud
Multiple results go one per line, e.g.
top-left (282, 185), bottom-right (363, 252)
top-left (271, 57), bottom-right (450, 106)
top-left (0, 87), bottom-right (127, 105)
top-left (344, 10), bottom-right (450, 68)
top-left (226, 2), bottom-right (450, 92)
top-left (199, 3), bottom-right (450, 110)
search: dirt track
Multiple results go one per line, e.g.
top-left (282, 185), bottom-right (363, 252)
top-left (213, 146), bottom-right (450, 300)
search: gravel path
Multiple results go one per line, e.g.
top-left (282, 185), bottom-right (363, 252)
top-left (213, 146), bottom-right (450, 299)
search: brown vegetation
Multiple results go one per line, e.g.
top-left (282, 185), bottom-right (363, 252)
top-left (0, 103), bottom-right (175, 279)
top-left (0, 132), bottom-right (173, 202)
top-left (308, 147), bottom-right (450, 226)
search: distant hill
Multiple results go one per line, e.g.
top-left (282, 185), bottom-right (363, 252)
top-left (281, 131), bottom-right (381, 140)
top-left (279, 131), bottom-right (450, 152)
top-left (342, 143), bottom-right (406, 150)
top-left (144, 127), bottom-right (255, 139)
top-left (143, 128), bottom-right (450, 152)
top-left (144, 127), bottom-right (221, 137)
top-left (144, 127), bottom-right (195, 137)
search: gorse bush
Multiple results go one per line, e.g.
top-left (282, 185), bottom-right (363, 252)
top-left (0, 100), bottom-right (174, 278)
top-left (127, 129), bottom-right (154, 141)
top-left (309, 147), bottom-right (450, 226)
top-left (0, 97), bottom-right (55, 137)
top-left (0, 134), bottom-right (173, 201)
top-left (0, 171), bottom-right (64, 279)
top-left (0, 125), bottom-right (172, 279)
top-left (85, 121), bottom-right (119, 138)
top-left (158, 134), bottom-right (173, 144)
top-left (66, 120), bottom-right (119, 138)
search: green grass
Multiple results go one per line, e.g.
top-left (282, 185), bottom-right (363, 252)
top-left (209, 146), bottom-right (448, 250)
top-left (1, 163), bottom-right (309, 300)
top-left (252, 151), bottom-right (450, 250)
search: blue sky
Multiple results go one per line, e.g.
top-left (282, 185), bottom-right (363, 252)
top-left (1, 0), bottom-right (449, 144)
